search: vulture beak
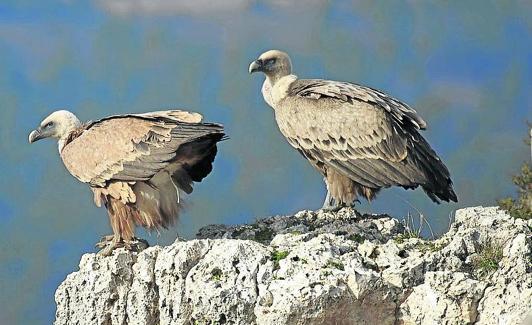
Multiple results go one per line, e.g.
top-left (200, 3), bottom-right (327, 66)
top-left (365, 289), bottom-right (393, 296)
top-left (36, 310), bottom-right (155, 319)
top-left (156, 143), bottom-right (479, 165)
top-left (248, 59), bottom-right (263, 74)
top-left (29, 127), bottom-right (45, 143)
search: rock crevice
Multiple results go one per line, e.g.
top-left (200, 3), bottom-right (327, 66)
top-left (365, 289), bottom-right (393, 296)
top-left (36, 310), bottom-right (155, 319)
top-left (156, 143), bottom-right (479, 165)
top-left (55, 207), bottom-right (532, 325)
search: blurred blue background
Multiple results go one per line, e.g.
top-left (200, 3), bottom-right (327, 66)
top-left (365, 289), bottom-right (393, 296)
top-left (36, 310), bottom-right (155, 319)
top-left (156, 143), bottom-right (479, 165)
top-left (0, 1), bottom-right (530, 323)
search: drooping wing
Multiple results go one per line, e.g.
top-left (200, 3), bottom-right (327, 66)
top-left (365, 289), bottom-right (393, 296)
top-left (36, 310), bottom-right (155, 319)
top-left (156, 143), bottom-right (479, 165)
top-left (61, 110), bottom-right (224, 187)
top-left (288, 79), bottom-right (427, 130)
top-left (280, 79), bottom-right (455, 202)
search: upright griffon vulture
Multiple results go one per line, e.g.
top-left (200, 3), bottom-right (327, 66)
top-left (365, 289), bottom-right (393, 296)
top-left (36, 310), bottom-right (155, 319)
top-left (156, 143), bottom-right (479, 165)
top-left (249, 50), bottom-right (457, 208)
top-left (29, 110), bottom-right (225, 255)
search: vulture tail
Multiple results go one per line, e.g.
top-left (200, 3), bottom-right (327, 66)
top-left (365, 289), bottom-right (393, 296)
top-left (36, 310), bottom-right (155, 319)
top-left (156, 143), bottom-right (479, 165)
top-left (131, 131), bottom-right (225, 230)
top-left (181, 133), bottom-right (223, 182)
top-left (409, 135), bottom-right (458, 203)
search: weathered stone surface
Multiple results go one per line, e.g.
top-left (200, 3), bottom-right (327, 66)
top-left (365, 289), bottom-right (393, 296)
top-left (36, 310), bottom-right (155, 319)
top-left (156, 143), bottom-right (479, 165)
top-left (55, 207), bottom-right (531, 325)
top-left (399, 271), bottom-right (487, 324)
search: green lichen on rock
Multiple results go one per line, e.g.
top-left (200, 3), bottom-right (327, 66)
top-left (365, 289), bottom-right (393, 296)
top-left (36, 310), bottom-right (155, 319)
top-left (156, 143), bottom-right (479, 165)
top-left (325, 259), bottom-right (345, 271)
top-left (210, 267), bottom-right (223, 282)
top-left (271, 250), bottom-right (289, 270)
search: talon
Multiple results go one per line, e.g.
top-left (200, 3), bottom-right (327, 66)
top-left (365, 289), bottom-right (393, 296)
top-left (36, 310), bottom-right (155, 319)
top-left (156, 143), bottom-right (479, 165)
top-left (96, 236), bottom-right (149, 256)
top-left (100, 235), bottom-right (115, 242)
top-left (97, 239), bottom-right (124, 256)
top-left (123, 237), bottom-right (149, 252)
top-left (322, 205), bottom-right (343, 213)
top-left (134, 237), bottom-right (149, 249)
top-left (321, 202), bottom-right (351, 213)
top-left (95, 234), bottom-right (116, 249)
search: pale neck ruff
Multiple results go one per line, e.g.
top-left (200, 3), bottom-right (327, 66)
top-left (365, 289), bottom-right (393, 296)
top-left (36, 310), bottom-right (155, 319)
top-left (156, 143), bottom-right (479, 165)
top-left (266, 74), bottom-right (297, 107)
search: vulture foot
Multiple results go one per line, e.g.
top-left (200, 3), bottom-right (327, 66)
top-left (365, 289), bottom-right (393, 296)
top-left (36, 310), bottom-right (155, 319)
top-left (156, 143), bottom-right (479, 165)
top-left (321, 205), bottom-right (345, 213)
top-left (96, 236), bottom-right (149, 256)
top-left (322, 190), bottom-right (361, 212)
top-left (95, 234), bottom-right (115, 249)
top-left (124, 237), bottom-right (149, 252)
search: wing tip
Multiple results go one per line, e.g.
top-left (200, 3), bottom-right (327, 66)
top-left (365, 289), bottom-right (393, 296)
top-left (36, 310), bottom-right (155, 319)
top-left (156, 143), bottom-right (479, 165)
top-left (424, 185), bottom-right (458, 204)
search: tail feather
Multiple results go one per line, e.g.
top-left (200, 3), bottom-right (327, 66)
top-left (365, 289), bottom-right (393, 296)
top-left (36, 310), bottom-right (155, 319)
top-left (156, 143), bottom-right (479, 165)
top-left (173, 133), bottom-right (224, 183)
top-left (409, 135), bottom-right (457, 203)
top-left (132, 172), bottom-right (181, 230)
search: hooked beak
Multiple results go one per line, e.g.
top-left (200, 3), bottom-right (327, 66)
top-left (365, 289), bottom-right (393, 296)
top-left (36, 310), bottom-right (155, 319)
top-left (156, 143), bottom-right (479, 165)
top-left (248, 59), bottom-right (263, 74)
top-left (28, 127), bottom-right (45, 143)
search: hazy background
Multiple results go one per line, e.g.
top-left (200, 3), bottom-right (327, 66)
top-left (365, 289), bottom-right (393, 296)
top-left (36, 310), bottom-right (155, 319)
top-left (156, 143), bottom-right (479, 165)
top-left (1, 1), bottom-right (530, 323)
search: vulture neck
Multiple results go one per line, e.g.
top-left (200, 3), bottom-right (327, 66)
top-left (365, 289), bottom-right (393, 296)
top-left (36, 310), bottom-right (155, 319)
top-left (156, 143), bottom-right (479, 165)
top-left (263, 74), bottom-right (297, 108)
top-left (265, 71), bottom-right (290, 86)
top-left (58, 138), bottom-right (68, 153)
top-left (58, 125), bottom-right (83, 153)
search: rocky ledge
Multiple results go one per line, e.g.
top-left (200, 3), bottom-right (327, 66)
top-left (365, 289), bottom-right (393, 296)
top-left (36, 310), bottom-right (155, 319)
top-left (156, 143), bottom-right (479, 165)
top-left (55, 207), bottom-right (531, 325)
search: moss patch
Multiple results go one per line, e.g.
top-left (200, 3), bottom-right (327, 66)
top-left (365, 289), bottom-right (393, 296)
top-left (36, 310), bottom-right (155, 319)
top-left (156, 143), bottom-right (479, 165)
top-left (325, 259), bottom-right (345, 271)
top-left (271, 250), bottom-right (289, 270)
top-left (210, 267), bottom-right (223, 282)
top-left (415, 241), bottom-right (445, 253)
top-left (395, 231), bottom-right (421, 244)
top-left (472, 240), bottom-right (504, 278)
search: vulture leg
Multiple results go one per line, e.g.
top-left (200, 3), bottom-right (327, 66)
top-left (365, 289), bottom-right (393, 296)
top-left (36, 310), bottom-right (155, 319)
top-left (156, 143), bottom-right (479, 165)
top-left (322, 189), bottom-right (337, 209)
top-left (323, 169), bottom-right (359, 209)
top-left (96, 196), bottom-right (149, 256)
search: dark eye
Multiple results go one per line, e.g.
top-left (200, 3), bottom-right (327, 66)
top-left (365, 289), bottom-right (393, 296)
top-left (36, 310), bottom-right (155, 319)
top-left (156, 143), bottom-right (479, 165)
top-left (45, 122), bottom-right (54, 128)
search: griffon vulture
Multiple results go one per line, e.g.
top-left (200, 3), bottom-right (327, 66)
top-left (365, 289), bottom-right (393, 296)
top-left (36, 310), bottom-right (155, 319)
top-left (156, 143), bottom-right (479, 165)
top-left (29, 110), bottom-right (225, 255)
top-left (249, 50), bottom-right (457, 208)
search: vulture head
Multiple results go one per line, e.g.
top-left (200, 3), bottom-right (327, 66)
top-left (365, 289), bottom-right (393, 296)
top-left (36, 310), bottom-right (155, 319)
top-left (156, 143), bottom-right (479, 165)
top-left (29, 110), bottom-right (81, 143)
top-left (249, 49), bottom-right (292, 82)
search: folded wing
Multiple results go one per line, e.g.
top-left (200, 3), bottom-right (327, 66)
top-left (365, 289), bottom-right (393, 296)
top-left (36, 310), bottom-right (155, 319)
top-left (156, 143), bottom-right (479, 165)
top-left (282, 79), bottom-right (456, 203)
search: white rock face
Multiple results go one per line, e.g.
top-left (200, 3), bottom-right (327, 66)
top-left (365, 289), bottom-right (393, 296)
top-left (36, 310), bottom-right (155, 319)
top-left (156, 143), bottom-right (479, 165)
top-left (55, 207), bottom-right (531, 325)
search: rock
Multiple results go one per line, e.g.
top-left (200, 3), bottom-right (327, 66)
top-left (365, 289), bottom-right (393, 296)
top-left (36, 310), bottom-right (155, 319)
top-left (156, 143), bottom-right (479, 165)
top-left (55, 207), bottom-right (532, 325)
top-left (399, 271), bottom-right (488, 324)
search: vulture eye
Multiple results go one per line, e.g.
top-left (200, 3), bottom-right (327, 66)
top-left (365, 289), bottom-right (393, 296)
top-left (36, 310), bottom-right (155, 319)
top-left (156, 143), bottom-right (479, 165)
top-left (267, 58), bottom-right (277, 64)
top-left (45, 122), bottom-right (54, 128)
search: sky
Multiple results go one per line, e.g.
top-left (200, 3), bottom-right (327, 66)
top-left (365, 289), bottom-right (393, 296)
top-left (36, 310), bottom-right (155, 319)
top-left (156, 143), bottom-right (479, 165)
top-left (0, 1), bottom-right (531, 324)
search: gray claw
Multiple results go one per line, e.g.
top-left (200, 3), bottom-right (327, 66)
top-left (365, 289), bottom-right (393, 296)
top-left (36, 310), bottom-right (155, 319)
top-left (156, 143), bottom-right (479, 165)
top-left (95, 234), bottom-right (115, 249)
top-left (96, 236), bottom-right (149, 256)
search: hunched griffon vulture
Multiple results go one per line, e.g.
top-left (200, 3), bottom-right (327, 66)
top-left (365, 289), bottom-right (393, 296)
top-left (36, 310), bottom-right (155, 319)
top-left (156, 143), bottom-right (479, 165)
top-left (249, 50), bottom-right (457, 208)
top-left (29, 110), bottom-right (225, 255)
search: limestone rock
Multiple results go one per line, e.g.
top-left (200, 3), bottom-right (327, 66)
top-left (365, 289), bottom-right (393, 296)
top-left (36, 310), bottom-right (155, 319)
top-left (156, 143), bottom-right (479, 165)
top-left (55, 207), bottom-right (532, 325)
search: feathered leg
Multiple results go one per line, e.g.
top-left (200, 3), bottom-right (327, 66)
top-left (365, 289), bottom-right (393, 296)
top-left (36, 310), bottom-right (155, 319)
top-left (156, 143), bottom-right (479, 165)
top-left (97, 197), bottom-right (148, 256)
top-left (322, 189), bottom-right (338, 209)
top-left (322, 171), bottom-right (359, 211)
